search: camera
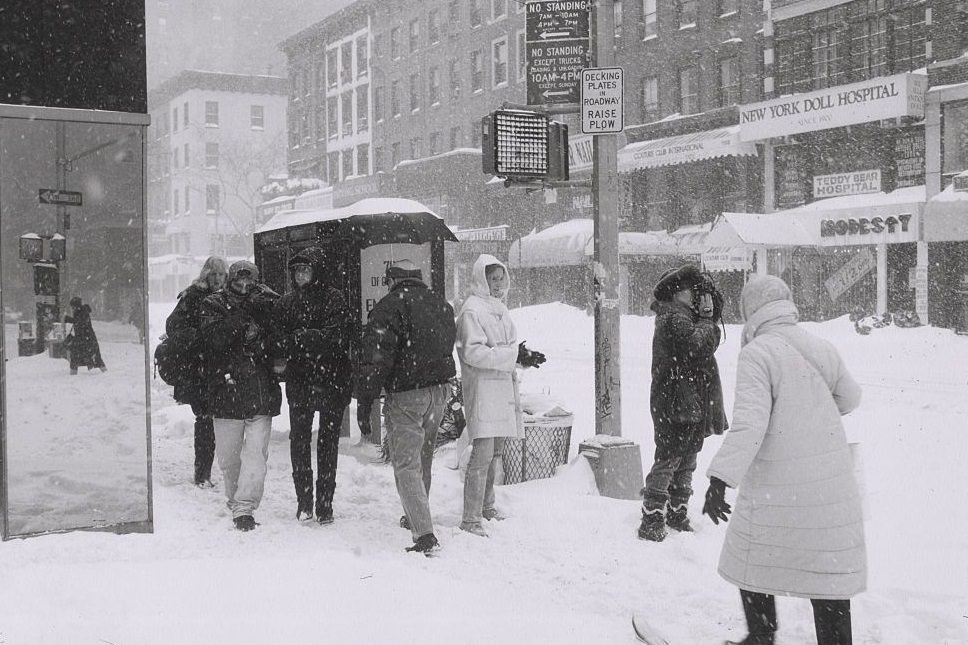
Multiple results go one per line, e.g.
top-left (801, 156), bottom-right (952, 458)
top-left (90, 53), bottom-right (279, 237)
top-left (693, 272), bottom-right (722, 321)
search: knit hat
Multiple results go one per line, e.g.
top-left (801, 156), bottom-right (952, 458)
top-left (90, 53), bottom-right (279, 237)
top-left (653, 264), bottom-right (703, 302)
top-left (228, 260), bottom-right (259, 282)
top-left (386, 259), bottom-right (422, 281)
top-left (740, 275), bottom-right (792, 321)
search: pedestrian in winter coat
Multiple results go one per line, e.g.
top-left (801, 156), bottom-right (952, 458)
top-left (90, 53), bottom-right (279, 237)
top-left (65, 297), bottom-right (107, 374)
top-left (198, 260), bottom-right (281, 532)
top-left (165, 255), bottom-right (228, 487)
top-left (702, 275), bottom-right (864, 645)
top-left (272, 247), bottom-right (355, 524)
top-left (355, 259), bottom-right (457, 555)
top-left (638, 263), bottom-right (727, 542)
top-left (456, 255), bottom-right (545, 537)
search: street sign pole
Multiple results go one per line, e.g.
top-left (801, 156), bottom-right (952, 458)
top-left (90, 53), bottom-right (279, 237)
top-left (591, 0), bottom-right (621, 437)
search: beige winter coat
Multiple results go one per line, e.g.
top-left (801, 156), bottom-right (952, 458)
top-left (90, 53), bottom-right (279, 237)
top-left (708, 276), bottom-right (865, 600)
top-left (456, 255), bottom-right (524, 441)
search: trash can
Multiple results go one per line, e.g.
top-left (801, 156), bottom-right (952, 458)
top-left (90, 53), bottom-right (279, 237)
top-left (47, 322), bottom-right (69, 359)
top-left (17, 320), bottom-right (41, 356)
top-left (500, 413), bottom-right (573, 485)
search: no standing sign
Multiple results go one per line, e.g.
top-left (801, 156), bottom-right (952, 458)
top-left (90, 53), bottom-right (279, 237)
top-left (580, 67), bottom-right (624, 134)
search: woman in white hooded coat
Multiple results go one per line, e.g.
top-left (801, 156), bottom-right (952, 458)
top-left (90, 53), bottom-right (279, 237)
top-left (702, 275), bottom-right (864, 645)
top-left (456, 254), bottom-right (525, 536)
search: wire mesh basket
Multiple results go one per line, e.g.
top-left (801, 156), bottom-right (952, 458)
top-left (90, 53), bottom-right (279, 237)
top-left (500, 415), bottom-right (573, 485)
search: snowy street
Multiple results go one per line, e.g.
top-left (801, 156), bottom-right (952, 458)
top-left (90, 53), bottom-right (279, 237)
top-left (0, 302), bottom-right (965, 645)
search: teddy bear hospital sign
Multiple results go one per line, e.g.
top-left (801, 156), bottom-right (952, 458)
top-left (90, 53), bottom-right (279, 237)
top-left (737, 72), bottom-right (926, 142)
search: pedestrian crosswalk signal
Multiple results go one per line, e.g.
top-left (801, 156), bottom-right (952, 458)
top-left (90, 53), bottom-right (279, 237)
top-left (482, 109), bottom-right (550, 178)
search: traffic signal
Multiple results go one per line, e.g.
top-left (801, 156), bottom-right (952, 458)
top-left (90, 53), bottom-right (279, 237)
top-left (482, 109), bottom-right (549, 178)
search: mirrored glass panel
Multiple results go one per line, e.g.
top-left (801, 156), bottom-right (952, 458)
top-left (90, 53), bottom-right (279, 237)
top-left (1, 112), bottom-right (151, 537)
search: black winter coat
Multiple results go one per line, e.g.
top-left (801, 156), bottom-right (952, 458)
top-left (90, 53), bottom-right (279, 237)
top-left (199, 285), bottom-right (282, 420)
top-left (165, 283), bottom-right (214, 406)
top-left (272, 247), bottom-right (355, 406)
top-left (65, 304), bottom-right (105, 369)
top-left (649, 299), bottom-right (728, 459)
top-left (355, 278), bottom-right (456, 404)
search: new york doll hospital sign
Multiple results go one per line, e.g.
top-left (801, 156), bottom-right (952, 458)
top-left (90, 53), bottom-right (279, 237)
top-left (738, 72), bottom-right (926, 142)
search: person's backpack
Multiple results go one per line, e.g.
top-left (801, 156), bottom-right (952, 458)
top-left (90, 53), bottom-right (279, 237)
top-left (154, 328), bottom-right (202, 387)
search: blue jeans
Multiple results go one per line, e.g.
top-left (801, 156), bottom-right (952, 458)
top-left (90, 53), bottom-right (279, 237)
top-left (642, 450), bottom-right (697, 513)
top-left (462, 437), bottom-right (506, 526)
top-left (213, 415), bottom-right (272, 518)
top-left (385, 383), bottom-right (449, 540)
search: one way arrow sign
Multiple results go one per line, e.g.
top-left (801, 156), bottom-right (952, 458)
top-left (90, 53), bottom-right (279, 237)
top-left (38, 189), bottom-right (83, 206)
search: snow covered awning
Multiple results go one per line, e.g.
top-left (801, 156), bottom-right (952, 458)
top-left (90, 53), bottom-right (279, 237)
top-left (923, 175), bottom-right (968, 242)
top-left (617, 126), bottom-right (757, 172)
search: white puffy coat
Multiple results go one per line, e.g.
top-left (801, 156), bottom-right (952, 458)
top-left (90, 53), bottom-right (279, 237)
top-left (708, 289), bottom-right (865, 600)
top-left (456, 255), bottom-right (523, 441)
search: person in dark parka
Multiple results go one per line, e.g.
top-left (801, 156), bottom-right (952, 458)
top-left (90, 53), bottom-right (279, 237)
top-left (272, 247), bottom-right (355, 524)
top-left (166, 255), bottom-right (228, 487)
top-left (198, 260), bottom-right (281, 531)
top-left (65, 297), bottom-right (107, 374)
top-left (638, 263), bottom-right (728, 542)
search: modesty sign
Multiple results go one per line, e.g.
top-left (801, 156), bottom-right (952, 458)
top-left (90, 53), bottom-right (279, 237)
top-left (580, 67), bottom-right (623, 134)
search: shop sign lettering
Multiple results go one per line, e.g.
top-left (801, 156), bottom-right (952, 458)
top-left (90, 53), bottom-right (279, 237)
top-left (825, 248), bottom-right (876, 301)
top-left (820, 213), bottom-right (912, 238)
top-left (813, 170), bottom-right (881, 199)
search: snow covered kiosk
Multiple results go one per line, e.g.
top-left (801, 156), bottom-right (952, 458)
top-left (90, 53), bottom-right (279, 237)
top-left (0, 2), bottom-right (152, 539)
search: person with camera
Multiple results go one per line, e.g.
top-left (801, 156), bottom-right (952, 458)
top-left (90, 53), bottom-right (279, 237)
top-left (455, 255), bottom-right (545, 537)
top-left (638, 263), bottom-right (728, 542)
top-left (198, 260), bottom-right (281, 532)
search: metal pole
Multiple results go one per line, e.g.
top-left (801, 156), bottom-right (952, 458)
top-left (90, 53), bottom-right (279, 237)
top-left (591, 0), bottom-right (621, 436)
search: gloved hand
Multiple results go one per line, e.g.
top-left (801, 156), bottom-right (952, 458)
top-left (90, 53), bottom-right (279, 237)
top-left (527, 348), bottom-right (547, 367)
top-left (356, 399), bottom-right (373, 436)
top-left (517, 341), bottom-right (547, 368)
top-left (702, 476), bottom-right (731, 525)
top-left (697, 292), bottom-right (715, 318)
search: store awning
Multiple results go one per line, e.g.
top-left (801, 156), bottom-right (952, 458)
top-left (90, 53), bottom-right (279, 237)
top-left (923, 177), bottom-right (968, 242)
top-left (707, 212), bottom-right (816, 248)
top-left (617, 126), bottom-right (758, 172)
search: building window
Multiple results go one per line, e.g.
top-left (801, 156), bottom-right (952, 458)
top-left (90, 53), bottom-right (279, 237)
top-left (892, 6), bottom-right (927, 73)
top-left (183, 142), bottom-right (190, 167)
top-left (184, 188), bottom-right (190, 213)
top-left (357, 86), bottom-right (369, 131)
top-left (430, 131), bottom-right (441, 156)
top-left (391, 142), bottom-right (400, 168)
top-left (250, 105), bottom-right (264, 129)
top-left (719, 57), bottom-right (740, 107)
top-left (641, 75), bottom-right (659, 118)
top-left (471, 119), bottom-right (482, 148)
top-left (328, 96), bottom-right (339, 138)
top-left (374, 147), bottom-right (384, 173)
top-left (718, 0), bottom-right (737, 15)
top-left (449, 59), bottom-right (461, 100)
top-left (316, 105), bottom-right (326, 140)
top-left (374, 86), bottom-right (385, 122)
top-left (342, 92), bottom-right (353, 136)
top-left (677, 0), bottom-right (697, 28)
top-left (449, 0), bottom-right (460, 22)
top-left (391, 80), bottom-right (401, 116)
top-left (205, 101), bottom-right (219, 127)
top-left (812, 20), bottom-right (845, 89)
top-left (341, 42), bottom-right (353, 84)
top-left (409, 18), bottom-right (420, 53)
top-left (471, 50), bottom-right (483, 92)
top-left (429, 9), bottom-right (440, 44)
top-left (390, 27), bottom-right (401, 60)
top-left (410, 137), bottom-right (421, 160)
top-left (449, 126), bottom-right (461, 149)
top-left (357, 36), bottom-right (368, 77)
top-left (517, 30), bottom-right (527, 82)
top-left (172, 146), bottom-right (179, 169)
top-left (492, 37), bottom-right (508, 87)
top-left (172, 107), bottom-right (178, 132)
top-left (183, 101), bottom-right (189, 126)
top-left (316, 64), bottom-right (326, 93)
top-left (205, 142), bottom-right (219, 169)
top-left (173, 188), bottom-right (179, 214)
top-left (206, 185), bottom-right (220, 214)
top-left (342, 149), bottom-right (354, 178)
top-left (851, 16), bottom-right (889, 80)
top-left (642, 0), bottom-right (657, 39)
top-left (326, 49), bottom-right (338, 87)
top-left (492, 0), bottom-right (506, 21)
top-left (429, 67), bottom-right (441, 105)
top-left (410, 73), bottom-right (421, 112)
top-left (328, 152), bottom-right (339, 184)
top-left (357, 145), bottom-right (369, 175)
top-left (470, 0), bottom-right (482, 27)
top-left (678, 66), bottom-right (698, 115)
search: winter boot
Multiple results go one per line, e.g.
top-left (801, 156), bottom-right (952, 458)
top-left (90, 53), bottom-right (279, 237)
top-left (666, 504), bottom-right (693, 532)
top-left (726, 590), bottom-right (776, 645)
top-left (637, 510), bottom-right (667, 542)
top-left (482, 507), bottom-right (506, 521)
top-left (315, 508), bottom-right (334, 525)
top-left (233, 515), bottom-right (258, 531)
top-left (293, 471), bottom-right (314, 521)
top-left (811, 599), bottom-right (851, 645)
top-left (459, 521), bottom-right (488, 537)
top-left (406, 533), bottom-right (439, 555)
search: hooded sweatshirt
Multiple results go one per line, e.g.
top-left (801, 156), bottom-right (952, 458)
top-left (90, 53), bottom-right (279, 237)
top-left (455, 255), bottom-right (523, 441)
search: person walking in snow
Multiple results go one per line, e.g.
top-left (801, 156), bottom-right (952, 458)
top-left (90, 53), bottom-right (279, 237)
top-left (638, 263), bottom-right (727, 542)
top-left (455, 254), bottom-right (544, 537)
top-left (272, 247), bottom-right (355, 524)
top-left (701, 275), bottom-right (864, 645)
top-left (355, 259), bottom-right (456, 555)
top-left (64, 296), bottom-right (107, 374)
top-left (165, 255), bottom-right (228, 487)
top-left (198, 260), bottom-right (281, 532)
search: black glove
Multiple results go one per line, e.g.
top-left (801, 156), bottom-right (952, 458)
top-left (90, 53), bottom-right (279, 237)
top-left (356, 399), bottom-right (372, 436)
top-left (517, 341), bottom-right (547, 368)
top-left (702, 477), bottom-right (731, 525)
top-left (527, 348), bottom-right (546, 367)
top-left (516, 341), bottom-right (530, 365)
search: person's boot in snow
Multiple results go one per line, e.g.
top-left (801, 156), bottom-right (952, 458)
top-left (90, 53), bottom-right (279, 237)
top-left (399, 514), bottom-right (411, 530)
top-left (812, 599), bottom-right (851, 645)
top-left (666, 503), bottom-right (693, 532)
top-left (638, 510), bottom-right (667, 542)
top-left (233, 515), bottom-right (258, 531)
top-left (406, 533), bottom-right (439, 554)
top-left (482, 507), bottom-right (505, 521)
top-left (293, 471), bottom-right (314, 521)
top-left (315, 503), bottom-right (334, 525)
top-left (725, 590), bottom-right (776, 645)
top-left (459, 521), bottom-right (488, 537)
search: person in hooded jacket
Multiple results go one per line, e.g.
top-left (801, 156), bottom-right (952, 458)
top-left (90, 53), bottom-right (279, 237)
top-left (198, 260), bottom-right (281, 532)
top-left (165, 255), bottom-right (228, 487)
top-left (65, 297), bottom-right (107, 374)
top-left (455, 254), bottom-right (546, 537)
top-left (272, 247), bottom-right (355, 524)
top-left (702, 275), bottom-right (863, 645)
top-left (639, 263), bottom-right (728, 542)
top-left (355, 259), bottom-right (456, 555)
